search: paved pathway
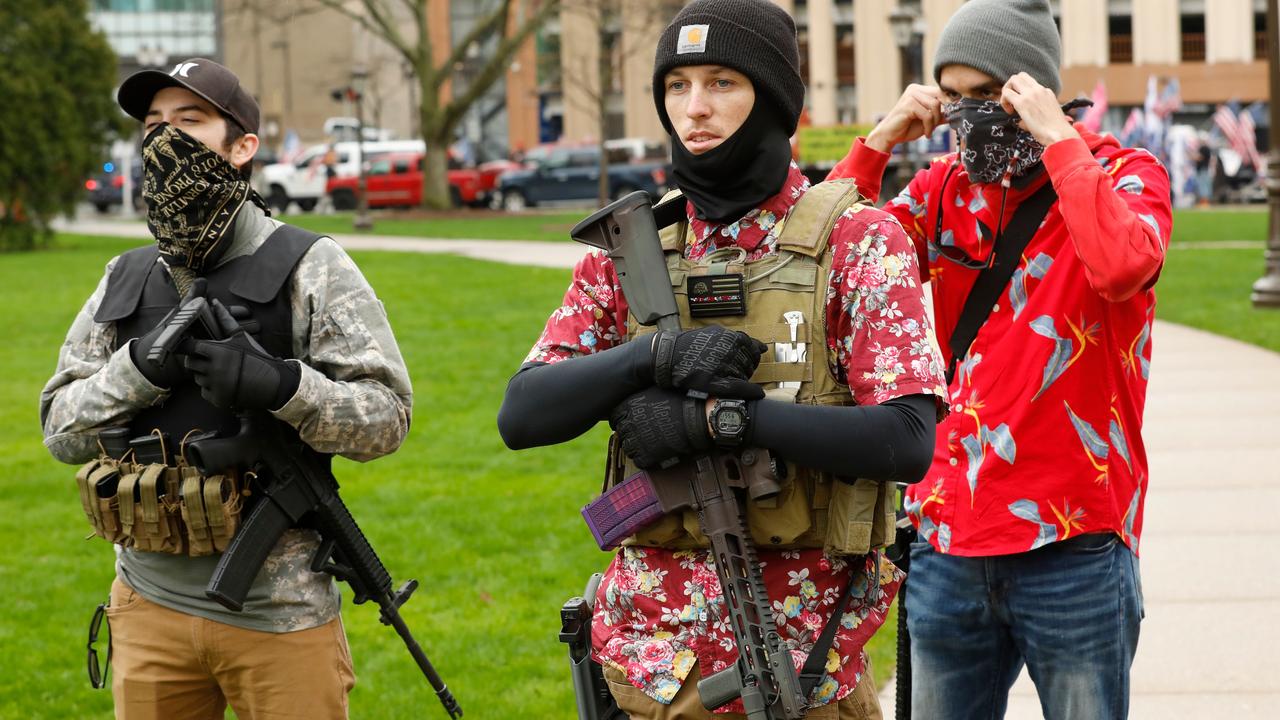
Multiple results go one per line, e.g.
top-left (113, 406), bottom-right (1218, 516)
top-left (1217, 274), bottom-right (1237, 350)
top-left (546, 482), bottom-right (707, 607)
top-left (60, 217), bottom-right (1280, 718)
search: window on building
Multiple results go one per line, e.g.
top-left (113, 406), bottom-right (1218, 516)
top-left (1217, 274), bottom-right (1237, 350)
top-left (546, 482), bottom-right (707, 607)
top-left (1109, 14), bottom-right (1133, 64)
top-left (1255, 8), bottom-right (1268, 61)
top-left (836, 28), bottom-right (855, 86)
top-left (1180, 13), bottom-right (1206, 62)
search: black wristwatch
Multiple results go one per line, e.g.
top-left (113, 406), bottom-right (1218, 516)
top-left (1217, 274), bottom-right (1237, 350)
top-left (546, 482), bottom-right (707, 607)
top-left (708, 398), bottom-right (750, 448)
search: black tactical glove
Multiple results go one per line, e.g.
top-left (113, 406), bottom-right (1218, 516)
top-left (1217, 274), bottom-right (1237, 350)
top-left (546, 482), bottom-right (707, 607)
top-left (652, 326), bottom-right (768, 400)
top-left (183, 330), bottom-right (300, 411)
top-left (129, 277), bottom-right (217, 389)
top-left (130, 305), bottom-right (189, 388)
top-left (609, 387), bottom-right (711, 470)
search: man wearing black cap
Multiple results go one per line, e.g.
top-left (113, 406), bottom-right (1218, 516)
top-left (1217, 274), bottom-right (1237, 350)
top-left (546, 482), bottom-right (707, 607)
top-left (499, 1), bottom-right (948, 717)
top-left (40, 58), bottom-right (412, 718)
top-left (827, 1), bottom-right (1170, 717)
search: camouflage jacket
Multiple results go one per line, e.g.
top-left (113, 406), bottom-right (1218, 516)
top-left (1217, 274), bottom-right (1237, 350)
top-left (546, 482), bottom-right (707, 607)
top-left (39, 205), bottom-right (413, 632)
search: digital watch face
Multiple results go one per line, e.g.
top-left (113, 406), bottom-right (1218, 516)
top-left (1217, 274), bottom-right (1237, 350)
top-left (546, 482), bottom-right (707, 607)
top-left (716, 409), bottom-right (745, 435)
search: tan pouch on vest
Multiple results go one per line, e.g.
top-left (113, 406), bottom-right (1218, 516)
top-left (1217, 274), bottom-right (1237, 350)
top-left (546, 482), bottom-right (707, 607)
top-left (745, 475), bottom-right (812, 548)
top-left (130, 464), bottom-right (183, 554)
top-left (825, 478), bottom-right (896, 556)
top-left (204, 473), bottom-right (242, 553)
top-left (180, 466), bottom-right (215, 556)
top-left (76, 459), bottom-right (127, 544)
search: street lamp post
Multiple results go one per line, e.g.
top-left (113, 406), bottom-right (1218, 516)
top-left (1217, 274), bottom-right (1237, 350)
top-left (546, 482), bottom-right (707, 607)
top-left (889, 2), bottom-right (924, 197)
top-left (351, 66), bottom-right (374, 232)
top-left (1251, 0), bottom-right (1280, 308)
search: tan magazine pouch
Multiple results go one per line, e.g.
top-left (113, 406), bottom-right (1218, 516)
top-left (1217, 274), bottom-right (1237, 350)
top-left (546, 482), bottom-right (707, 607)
top-left (75, 455), bottom-right (244, 556)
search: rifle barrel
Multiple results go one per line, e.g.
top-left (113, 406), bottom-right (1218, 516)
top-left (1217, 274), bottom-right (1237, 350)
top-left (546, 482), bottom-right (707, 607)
top-left (381, 603), bottom-right (463, 718)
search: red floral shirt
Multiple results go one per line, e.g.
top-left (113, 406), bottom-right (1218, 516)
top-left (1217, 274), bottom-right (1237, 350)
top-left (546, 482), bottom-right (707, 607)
top-left (526, 164), bottom-right (948, 709)
top-left (827, 131), bottom-right (1171, 557)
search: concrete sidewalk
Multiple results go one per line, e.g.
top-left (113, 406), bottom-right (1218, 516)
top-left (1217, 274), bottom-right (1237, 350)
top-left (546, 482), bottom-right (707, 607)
top-left (53, 217), bottom-right (589, 268)
top-left (61, 217), bottom-right (1280, 718)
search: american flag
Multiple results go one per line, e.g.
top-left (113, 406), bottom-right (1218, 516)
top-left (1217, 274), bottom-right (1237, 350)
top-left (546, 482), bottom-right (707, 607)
top-left (1153, 78), bottom-right (1182, 118)
top-left (1238, 105), bottom-right (1266, 174)
top-left (1208, 103), bottom-right (1249, 159)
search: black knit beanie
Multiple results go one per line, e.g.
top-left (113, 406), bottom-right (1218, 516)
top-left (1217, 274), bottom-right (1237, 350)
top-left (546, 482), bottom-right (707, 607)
top-left (933, 0), bottom-right (1062, 94)
top-left (652, 0), bottom-right (805, 135)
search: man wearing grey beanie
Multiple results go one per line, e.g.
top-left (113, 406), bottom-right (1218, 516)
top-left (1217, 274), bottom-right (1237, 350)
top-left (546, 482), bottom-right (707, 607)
top-left (827, 1), bottom-right (1172, 718)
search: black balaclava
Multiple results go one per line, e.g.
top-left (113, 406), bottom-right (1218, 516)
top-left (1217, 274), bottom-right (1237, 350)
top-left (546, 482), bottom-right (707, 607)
top-left (671, 101), bottom-right (793, 225)
top-left (142, 123), bottom-right (266, 277)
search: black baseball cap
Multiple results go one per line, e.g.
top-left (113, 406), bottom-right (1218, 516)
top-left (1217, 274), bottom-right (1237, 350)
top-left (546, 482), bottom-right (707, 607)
top-left (117, 58), bottom-right (260, 134)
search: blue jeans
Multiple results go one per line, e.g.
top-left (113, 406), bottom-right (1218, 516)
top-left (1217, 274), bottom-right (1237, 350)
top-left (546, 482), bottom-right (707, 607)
top-left (905, 533), bottom-right (1143, 720)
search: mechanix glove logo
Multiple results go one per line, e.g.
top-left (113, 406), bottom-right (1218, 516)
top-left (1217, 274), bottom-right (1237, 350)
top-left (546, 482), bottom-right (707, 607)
top-left (142, 123), bottom-right (257, 272)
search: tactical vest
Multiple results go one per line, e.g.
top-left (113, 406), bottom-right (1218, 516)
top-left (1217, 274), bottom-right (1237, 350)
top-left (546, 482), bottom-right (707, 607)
top-left (606, 179), bottom-right (896, 557)
top-left (96, 225), bottom-right (320, 443)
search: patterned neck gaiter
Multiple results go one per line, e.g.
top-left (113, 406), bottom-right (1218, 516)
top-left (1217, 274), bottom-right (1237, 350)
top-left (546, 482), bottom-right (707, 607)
top-left (943, 98), bottom-right (1046, 185)
top-left (142, 123), bottom-right (263, 273)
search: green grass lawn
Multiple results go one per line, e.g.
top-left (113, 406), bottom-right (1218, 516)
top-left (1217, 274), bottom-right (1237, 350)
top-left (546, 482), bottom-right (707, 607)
top-left (280, 210), bottom-right (587, 243)
top-left (1154, 205), bottom-right (1280, 352)
top-left (1169, 206), bottom-right (1266, 244)
top-left (0, 235), bottom-right (898, 718)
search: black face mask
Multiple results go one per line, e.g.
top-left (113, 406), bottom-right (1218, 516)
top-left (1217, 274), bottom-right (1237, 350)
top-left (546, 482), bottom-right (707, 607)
top-left (142, 123), bottom-right (263, 272)
top-left (671, 101), bottom-right (792, 225)
top-left (943, 98), bottom-right (1047, 186)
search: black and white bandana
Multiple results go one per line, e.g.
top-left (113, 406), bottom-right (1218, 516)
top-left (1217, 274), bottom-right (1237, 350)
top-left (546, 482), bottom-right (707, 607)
top-left (943, 98), bottom-right (1045, 186)
top-left (142, 123), bottom-right (266, 272)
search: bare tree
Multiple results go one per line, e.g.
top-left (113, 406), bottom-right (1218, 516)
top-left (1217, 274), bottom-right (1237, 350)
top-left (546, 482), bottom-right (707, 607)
top-left (557, 0), bottom-right (678, 205)
top-left (235, 0), bottom-right (560, 209)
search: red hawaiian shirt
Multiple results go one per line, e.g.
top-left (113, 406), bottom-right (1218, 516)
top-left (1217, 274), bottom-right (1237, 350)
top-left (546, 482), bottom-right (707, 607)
top-left (827, 130), bottom-right (1171, 557)
top-left (526, 164), bottom-right (948, 709)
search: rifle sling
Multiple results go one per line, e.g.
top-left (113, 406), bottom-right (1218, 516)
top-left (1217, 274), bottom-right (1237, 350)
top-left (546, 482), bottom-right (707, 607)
top-left (945, 182), bottom-right (1057, 385)
top-left (797, 550), bottom-right (876, 697)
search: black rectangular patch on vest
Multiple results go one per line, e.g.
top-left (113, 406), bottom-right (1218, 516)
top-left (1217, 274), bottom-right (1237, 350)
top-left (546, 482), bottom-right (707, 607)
top-left (687, 273), bottom-right (747, 317)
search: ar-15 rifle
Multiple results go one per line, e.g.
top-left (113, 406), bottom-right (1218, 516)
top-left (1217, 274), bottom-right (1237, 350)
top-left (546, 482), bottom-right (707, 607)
top-left (148, 294), bottom-right (462, 719)
top-left (571, 193), bottom-right (807, 720)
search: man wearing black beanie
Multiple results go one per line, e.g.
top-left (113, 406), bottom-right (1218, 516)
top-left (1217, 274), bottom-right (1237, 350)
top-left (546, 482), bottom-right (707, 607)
top-left (827, 1), bottom-right (1170, 718)
top-left (500, 1), bottom-right (949, 718)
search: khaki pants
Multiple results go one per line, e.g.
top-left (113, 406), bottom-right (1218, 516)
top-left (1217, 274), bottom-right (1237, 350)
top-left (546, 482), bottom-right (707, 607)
top-left (106, 577), bottom-right (356, 720)
top-left (603, 658), bottom-right (883, 720)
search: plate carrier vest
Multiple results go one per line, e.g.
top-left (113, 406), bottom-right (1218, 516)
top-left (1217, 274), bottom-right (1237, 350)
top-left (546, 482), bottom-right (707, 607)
top-left (605, 179), bottom-right (896, 557)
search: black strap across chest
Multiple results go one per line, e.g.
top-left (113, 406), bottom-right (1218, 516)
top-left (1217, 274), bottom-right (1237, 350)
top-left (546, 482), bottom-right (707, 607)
top-left (945, 182), bottom-right (1058, 385)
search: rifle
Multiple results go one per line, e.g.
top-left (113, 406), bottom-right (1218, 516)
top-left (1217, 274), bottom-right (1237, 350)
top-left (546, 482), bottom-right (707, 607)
top-left (571, 192), bottom-right (807, 720)
top-left (149, 294), bottom-right (463, 719)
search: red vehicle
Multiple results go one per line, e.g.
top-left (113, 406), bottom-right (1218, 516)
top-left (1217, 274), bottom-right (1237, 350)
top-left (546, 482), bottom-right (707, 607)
top-left (326, 152), bottom-right (486, 209)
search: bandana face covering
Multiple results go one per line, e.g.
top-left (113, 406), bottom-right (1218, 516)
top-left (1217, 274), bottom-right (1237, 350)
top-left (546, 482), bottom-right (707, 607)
top-left (943, 98), bottom-right (1046, 186)
top-left (142, 123), bottom-right (256, 272)
top-left (671, 101), bottom-right (792, 225)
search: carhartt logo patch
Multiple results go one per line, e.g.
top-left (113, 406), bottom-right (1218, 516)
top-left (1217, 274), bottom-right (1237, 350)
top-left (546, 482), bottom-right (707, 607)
top-left (677, 24), bottom-right (709, 54)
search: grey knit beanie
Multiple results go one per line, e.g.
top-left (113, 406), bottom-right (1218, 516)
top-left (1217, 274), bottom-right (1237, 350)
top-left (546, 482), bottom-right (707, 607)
top-left (932, 0), bottom-right (1061, 94)
top-left (652, 0), bottom-right (805, 135)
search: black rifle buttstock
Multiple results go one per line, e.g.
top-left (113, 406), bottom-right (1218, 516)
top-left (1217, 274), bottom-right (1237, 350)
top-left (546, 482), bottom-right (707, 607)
top-left (571, 191), bottom-right (681, 333)
top-left (206, 495), bottom-right (293, 610)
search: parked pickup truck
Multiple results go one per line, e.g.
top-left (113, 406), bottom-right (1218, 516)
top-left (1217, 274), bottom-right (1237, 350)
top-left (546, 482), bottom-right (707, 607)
top-left (260, 140), bottom-right (426, 212)
top-left (326, 152), bottom-right (487, 209)
top-left (495, 144), bottom-right (670, 210)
